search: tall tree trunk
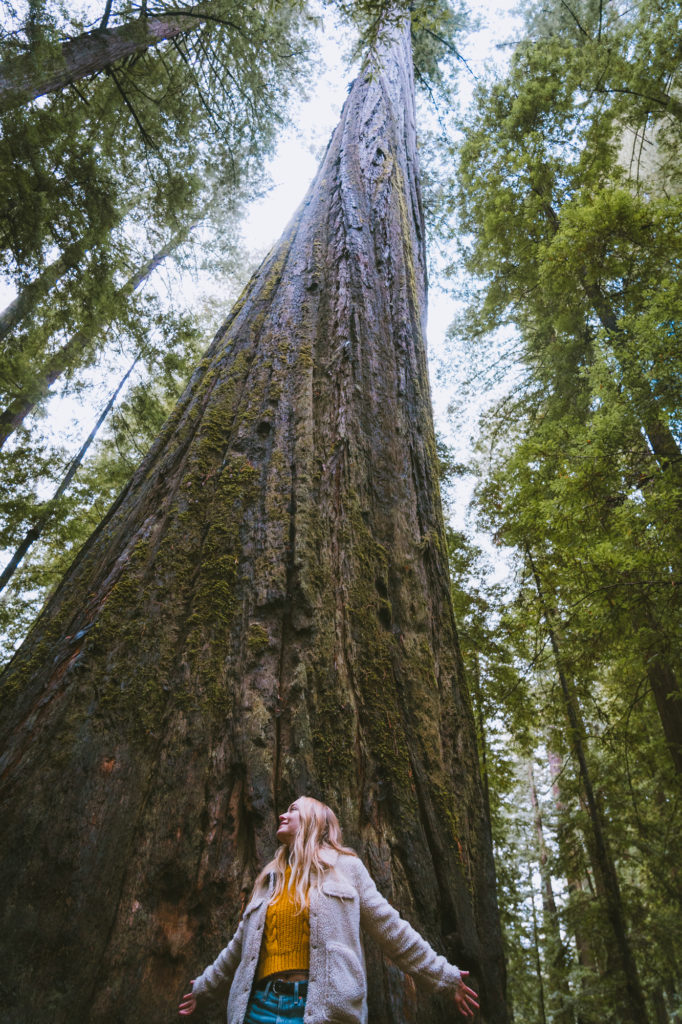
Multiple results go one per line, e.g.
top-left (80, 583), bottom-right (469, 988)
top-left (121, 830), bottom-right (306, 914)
top-left (0, 221), bottom-right (198, 448)
top-left (0, 245), bottom-right (76, 345)
top-left (470, 650), bottom-right (492, 817)
top-left (547, 748), bottom-right (600, 1024)
top-left (580, 279), bottom-right (682, 474)
top-left (651, 987), bottom-right (669, 1024)
top-left (527, 550), bottom-right (650, 1024)
top-left (0, 8), bottom-right (204, 113)
top-left (0, 195), bottom-right (139, 347)
top-left (547, 748), bottom-right (599, 976)
top-left (640, 607), bottom-right (682, 775)
top-left (0, 356), bottom-right (138, 594)
top-left (0, 20), bottom-right (508, 1024)
top-left (528, 864), bottom-right (548, 1024)
top-left (538, 204), bottom-right (682, 767)
top-left (645, 656), bottom-right (682, 774)
top-left (541, 202), bottom-right (681, 477)
top-left (527, 763), bottom-right (573, 1024)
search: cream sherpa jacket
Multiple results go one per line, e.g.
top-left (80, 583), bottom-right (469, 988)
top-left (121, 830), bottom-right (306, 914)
top-left (191, 850), bottom-right (462, 1024)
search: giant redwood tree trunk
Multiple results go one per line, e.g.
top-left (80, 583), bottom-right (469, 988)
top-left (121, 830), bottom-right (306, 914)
top-left (0, 20), bottom-right (508, 1024)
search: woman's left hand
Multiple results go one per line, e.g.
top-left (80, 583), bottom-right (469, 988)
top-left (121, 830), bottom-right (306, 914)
top-left (178, 981), bottom-right (197, 1016)
top-left (453, 971), bottom-right (479, 1018)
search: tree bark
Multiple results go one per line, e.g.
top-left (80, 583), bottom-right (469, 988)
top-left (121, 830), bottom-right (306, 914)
top-left (470, 650), bottom-right (492, 817)
top-left (0, 221), bottom-right (198, 448)
top-left (527, 763), bottom-right (573, 1024)
top-left (528, 863), bottom-right (548, 1024)
top-left (547, 748), bottom-right (599, 977)
top-left (0, 246), bottom-right (75, 345)
top-left (0, 20), bottom-right (508, 1024)
top-left (0, 10), bottom-right (203, 113)
top-left (527, 550), bottom-right (650, 1024)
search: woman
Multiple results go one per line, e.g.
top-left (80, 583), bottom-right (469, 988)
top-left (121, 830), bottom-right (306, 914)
top-left (179, 797), bottom-right (480, 1022)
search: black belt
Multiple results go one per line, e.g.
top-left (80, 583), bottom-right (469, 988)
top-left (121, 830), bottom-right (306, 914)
top-left (256, 978), bottom-right (309, 996)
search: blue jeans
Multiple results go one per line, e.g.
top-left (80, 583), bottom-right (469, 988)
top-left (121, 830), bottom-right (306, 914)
top-left (244, 983), bottom-right (307, 1024)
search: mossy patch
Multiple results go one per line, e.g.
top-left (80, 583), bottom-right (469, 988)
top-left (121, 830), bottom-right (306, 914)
top-left (183, 454), bottom-right (259, 694)
top-left (246, 623), bottom-right (269, 656)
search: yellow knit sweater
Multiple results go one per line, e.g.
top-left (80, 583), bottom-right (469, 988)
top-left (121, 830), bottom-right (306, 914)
top-left (255, 867), bottom-right (310, 981)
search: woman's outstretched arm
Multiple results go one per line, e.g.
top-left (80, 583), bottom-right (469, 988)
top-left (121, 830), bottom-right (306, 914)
top-left (178, 913), bottom-right (246, 1015)
top-left (353, 859), bottom-right (480, 1018)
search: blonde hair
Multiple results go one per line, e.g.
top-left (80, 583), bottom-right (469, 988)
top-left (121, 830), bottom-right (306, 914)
top-left (257, 797), bottom-right (356, 912)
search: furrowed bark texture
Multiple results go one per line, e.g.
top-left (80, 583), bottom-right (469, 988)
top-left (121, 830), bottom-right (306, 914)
top-left (0, 22), bottom-right (507, 1024)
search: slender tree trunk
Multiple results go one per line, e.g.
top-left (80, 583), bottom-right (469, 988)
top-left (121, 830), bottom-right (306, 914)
top-left (0, 335), bottom-right (83, 444)
top-left (527, 549), bottom-right (650, 1024)
top-left (0, 196), bottom-right (143, 348)
top-left (646, 656), bottom-right (682, 774)
top-left (541, 203), bottom-right (681, 476)
top-left (0, 21), bottom-right (508, 1024)
top-left (547, 749), bottom-right (598, 977)
top-left (527, 763), bottom-right (573, 1024)
top-left (547, 749), bottom-right (600, 1024)
top-left (538, 205), bottom-right (682, 768)
top-left (0, 356), bottom-right (138, 594)
top-left (651, 987), bottom-right (669, 1024)
top-left (640, 609), bottom-right (682, 775)
top-left (0, 9), bottom-right (205, 113)
top-left (581, 279), bottom-right (682, 473)
top-left (528, 864), bottom-right (548, 1024)
top-left (0, 222), bottom-right (197, 448)
top-left (470, 650), bottom-right (492, 817)
top-left (0, 246), bottom-right (75, 345)
top-left (667, 978), bottom-right (682, 1023)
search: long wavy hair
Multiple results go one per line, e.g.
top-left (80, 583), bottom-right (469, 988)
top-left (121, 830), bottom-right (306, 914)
top-left (257, 797), bottom-right (356, 912)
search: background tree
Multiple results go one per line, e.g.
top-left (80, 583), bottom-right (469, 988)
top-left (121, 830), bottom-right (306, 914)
top-left (446, 0), bottom-right (681, 766)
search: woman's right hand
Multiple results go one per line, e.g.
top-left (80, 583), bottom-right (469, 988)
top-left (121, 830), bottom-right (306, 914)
top-left (453, 971), bottom-right (480, 1018)
top-left (178, 983), bottom-right (197, 1016)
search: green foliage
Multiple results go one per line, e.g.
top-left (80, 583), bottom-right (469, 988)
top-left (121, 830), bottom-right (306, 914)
top-left (0, 0), bottom-right (317, 394)
top-left (409, 0), bottom-right (470, 99)
top-left (0, 298), bottom-right (208, 659)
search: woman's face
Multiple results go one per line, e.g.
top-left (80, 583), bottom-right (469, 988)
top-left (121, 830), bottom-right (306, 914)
top-left (277, 800), bottom-right (302, 846)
